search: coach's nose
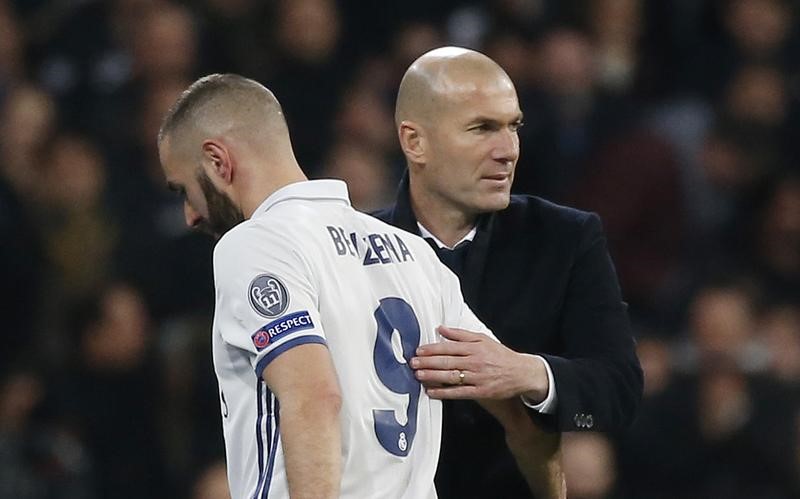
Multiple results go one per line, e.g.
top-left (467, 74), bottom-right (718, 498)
top-left (184, 200), bottom-right (203, 229)
top-left (491, 127), bottom-right (520, 165)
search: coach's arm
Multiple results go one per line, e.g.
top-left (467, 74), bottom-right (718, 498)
top-left (415, 327), bottom-right (566, 499)
top-left (263, 343), bottom-right (342, 499)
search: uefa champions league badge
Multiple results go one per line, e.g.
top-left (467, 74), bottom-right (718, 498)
top-left (252, 329), bottom-right (270, 350)
top-left (248, 273), bottom-right (290, 318)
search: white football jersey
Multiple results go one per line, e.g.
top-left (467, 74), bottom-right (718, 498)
top-left (211, 180), bottom-right (491, 499)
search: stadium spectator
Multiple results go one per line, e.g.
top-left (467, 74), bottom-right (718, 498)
top-left (1, 1), bottom-right (798, 497)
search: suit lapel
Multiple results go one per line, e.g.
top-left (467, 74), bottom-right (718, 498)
top-left (461, 213), bottom-right (493, 305)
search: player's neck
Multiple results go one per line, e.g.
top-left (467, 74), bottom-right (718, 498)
top-left (239, 164), bottom-right (308, 218)
top-left (410, 186), bottom-right (476, 248)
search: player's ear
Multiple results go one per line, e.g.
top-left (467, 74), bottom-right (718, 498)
top-left (201, 139), bottom-right (234, 184)
top-left (398, 121), bottom-right (427, 165)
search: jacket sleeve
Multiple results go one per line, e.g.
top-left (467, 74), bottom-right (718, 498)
top-left (537, 213), bottom-right (643, 432)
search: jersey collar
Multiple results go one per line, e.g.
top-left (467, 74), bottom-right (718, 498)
top-left (253, 179), bottom-right (351, 216)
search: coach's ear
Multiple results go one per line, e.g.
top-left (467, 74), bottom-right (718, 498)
top-left (202, 139), bottom-right (234, 184)
top-left (398, 121), bottom-right (427, 165)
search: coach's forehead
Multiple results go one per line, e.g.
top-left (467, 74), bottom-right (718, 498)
top-left (396, 47), bottom-right (514, 124)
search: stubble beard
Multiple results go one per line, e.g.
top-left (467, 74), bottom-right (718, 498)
top-left (196, 170), bottom-right (245, 239)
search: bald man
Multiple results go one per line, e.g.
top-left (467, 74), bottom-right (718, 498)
top-left (158, 73), bottom-right (502, 499)
top-left (375, 47), bottom-right (643, 498)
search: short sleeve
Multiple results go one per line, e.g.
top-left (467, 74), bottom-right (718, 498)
top-left (213, 227), bottom-right (327, 378)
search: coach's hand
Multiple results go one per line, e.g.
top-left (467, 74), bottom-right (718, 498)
top-left (411, 326), bottom-right (549, 402)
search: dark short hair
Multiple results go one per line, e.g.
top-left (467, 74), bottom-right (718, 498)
top-left (157, 73), bottom-right (273, 144)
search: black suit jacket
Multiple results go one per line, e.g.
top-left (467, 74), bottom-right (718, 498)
top-left (373, 174), bottom-right (643, 498)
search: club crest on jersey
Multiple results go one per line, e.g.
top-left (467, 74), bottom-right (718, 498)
top-left (251, 311), bottom-right (315, 351)
top-left (248, 274), bottom-right (290, 318)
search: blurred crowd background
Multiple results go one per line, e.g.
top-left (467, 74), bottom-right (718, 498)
top-left (1, 0), bottom-right (799, 498)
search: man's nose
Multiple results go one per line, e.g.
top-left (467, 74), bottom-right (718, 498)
top-left (184, 200), bottom-right (202, 228)
top-left (492, 128), bottom-right (520, 164)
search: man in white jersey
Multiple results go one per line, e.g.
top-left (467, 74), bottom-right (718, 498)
top-left (156, 73), bottom-right (515, 499)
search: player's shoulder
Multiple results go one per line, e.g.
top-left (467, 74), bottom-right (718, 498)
top-left (213, 214), bottom-right (303, 265)
top-left (214, 218), bottom-right (258, 259)
top-left (352, 209), bottom-right (396, 236)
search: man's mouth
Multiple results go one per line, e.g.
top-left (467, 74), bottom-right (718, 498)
top-left (482, 173), bottom-right (510, 181)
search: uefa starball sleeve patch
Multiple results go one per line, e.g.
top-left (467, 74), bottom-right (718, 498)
top-left (248, 273), bottom-right (290, 318)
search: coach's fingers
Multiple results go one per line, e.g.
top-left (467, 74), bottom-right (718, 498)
top-left (426, 385), bottom-right (481, 400)
top-left (416, 340), bottom-right (472, 357)
top-left (410, 354), bottom-right (463, 371)
top-left (415, 367), bottom-right (469, 385)
top-left (437, 326), bottom-right (485, 342)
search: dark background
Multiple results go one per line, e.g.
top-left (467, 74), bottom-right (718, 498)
top-left (1, 0), bottom-right (799, 498)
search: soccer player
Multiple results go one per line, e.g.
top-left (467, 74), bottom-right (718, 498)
top-left (157, 73), bottom-right (497, 499)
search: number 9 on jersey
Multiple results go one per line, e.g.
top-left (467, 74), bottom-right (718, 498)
top-left (372, 297), bottom-right (422, 457)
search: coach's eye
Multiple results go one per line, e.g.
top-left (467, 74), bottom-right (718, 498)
top-left (468, 123), bottom-right (490, 133)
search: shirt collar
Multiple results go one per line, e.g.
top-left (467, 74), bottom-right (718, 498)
top-left (417, 222), bottom-right (476, 250)
top-left (253, 179), bottom-right (351, 217)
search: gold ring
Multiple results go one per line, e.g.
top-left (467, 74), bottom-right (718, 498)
top-left (457, 370), bottom-right (465, 385)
